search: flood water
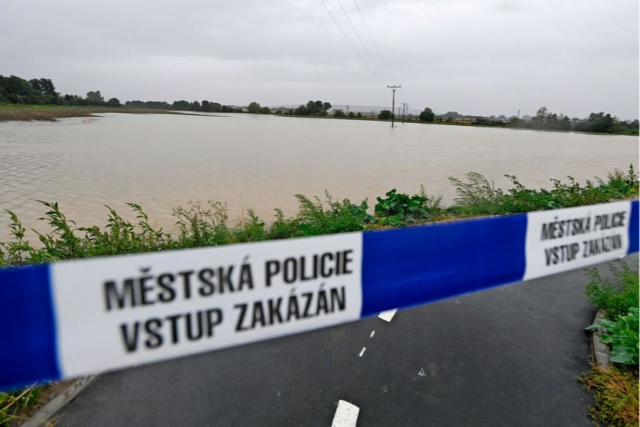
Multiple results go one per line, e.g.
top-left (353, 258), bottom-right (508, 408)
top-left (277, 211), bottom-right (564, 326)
top-left (1, 112), bottom-right (637, 236)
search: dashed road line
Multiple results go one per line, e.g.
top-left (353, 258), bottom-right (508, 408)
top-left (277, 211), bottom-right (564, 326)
top-left (370, 330), bottom-right (375, 338)
top-left (331, 400), bottom-right (360, 427)
top-left (359, 347), bottom-right (366, 357)
top-left (378, 308), bottom-right (398, 322)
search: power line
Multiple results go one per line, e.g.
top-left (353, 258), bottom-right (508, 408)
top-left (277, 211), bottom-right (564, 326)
top-left (334, 0), bottom-right (390, 85)
top-left (318, 0), bottom-right (387, 85)
top-left (352, 0), bottom-right (396, 83)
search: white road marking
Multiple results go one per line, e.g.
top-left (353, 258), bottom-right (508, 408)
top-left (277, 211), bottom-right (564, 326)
top-left (418, 368), bottom-right (427, 377)
top-left (370, 331), bottom-right (375, 338)
top-left (359, 347), bottom-right (366, 357)
top-left (331, 400), bottom-right (360, 427)
top-left (378, 309), bottom-right (398, 322)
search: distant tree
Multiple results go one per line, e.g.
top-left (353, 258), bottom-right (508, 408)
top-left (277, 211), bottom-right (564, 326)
top-left (172, 100), bottom-right (191, 110)
top-left (348, 111), bottom-right (356, 118)
top-left (319, 110), bottom-right (329, 116)
top-left (333, 109), bottom-right (347, 118)
top-left (220, 105), bottom-right (233, 112)
top-left (106, 98), bottom-right (121, 107)
top-left (378, 110), bottom-right (392, 120)
top-left (323, 102), bottom-right (332, 111)
top-left (584, 112), bottom-right (615, 133)
top-left (356, 112), bottom-right (363, 118)
top-left (442, 111), bottom-right (458, 121)
top-left (86, 91), bottom-right (104, 104)
top-left (419, 107), bottom-right (435, 122)
top-left (509, 117), bottom-right (525, 128)
top-left (531, 107), bottom-right (548, 129)
top-left (247, 102), bottom-right (261, 114)
top-left (294, 105), bottom-right (308, 115)
top-left (190, 101), bottom-right (201, 111)
top-left (201, 100), bottom-right (211, 112)
top-left (558, 115), bottom-right (571, 131)
top-left (260, 106), bottom-right (271, 114)
top-left (1, 75), bottom-right (46, 104)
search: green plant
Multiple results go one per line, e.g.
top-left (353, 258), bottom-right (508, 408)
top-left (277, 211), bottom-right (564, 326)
top-left (587, 308), bottom-right (639, 365)
top-left (0, 386), bottom-right (41, 426)
top-left (580, 366), bottom-right (639, 427)
top-left (294, 191), bottom-right (373, 236)
top-left (447, 172), bottom-right (504, 214)
top-left (586, 261), bottom-right (639, 319)
top-left (374, 187), bottom-right (442, 225)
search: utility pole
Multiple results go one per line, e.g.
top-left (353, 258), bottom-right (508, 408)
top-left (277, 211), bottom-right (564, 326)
top-left (346, 105), bottom-right (349, 115)
top-left (387, 85), bottom-right (401, 128)
top-left (401, 103), bottom-right (409, 124)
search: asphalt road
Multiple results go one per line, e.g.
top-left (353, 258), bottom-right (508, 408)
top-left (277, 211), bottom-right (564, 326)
top-left (55, 257), bottom-right (636, 427)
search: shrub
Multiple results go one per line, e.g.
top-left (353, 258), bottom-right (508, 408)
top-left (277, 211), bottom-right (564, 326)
top-left (585, 261), bottom-right (639, 319)
top-left (375, 187), bottom-right (442, 225)
top-left (580, 366), bottom-right (639, 427)
top-left (294, 192), bottom-right (373, 236)
top-left (447, 172), bottom-right (504, 214)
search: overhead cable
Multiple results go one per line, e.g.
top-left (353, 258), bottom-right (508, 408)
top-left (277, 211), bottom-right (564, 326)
top-left (318, 0), bottom-right (387, 85)
top-left (352, 0), bottom-right (397, 83)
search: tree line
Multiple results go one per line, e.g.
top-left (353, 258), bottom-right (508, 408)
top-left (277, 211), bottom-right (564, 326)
top-left (1, 73), bottom-right (637, 134)
top-left (0, 74), bottom-right (121, 107)
top-left (413, 106), bottom-right (639, 135)
top-left (509, 107), bottom-right (639, 135)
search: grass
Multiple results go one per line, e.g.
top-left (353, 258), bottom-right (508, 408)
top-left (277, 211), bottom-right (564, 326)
top-left (580, 366), bottom-right (639, 427)
top-left (0, 386), bottom-right (41, 427)
top-left (0, 104), bottom-right (196, 122)
top-left (0, 167), bottom-right (637, 423)
top-left (586, 261), bottom-right (639, 320)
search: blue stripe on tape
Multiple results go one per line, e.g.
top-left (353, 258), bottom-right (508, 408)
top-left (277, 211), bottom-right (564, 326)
top-left (629, 200), bottom-right (639, 255)
top-left (360, 214), bottom-right (528, 317)
top-left (0, 264), bottom-right (60, 390)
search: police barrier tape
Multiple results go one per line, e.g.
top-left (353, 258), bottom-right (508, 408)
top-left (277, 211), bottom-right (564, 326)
top-left (1, 200), bottom-right (638, 391)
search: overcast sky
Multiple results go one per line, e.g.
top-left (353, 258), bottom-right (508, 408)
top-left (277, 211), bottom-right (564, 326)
top-left (1, 0), bottom-right (638, 119)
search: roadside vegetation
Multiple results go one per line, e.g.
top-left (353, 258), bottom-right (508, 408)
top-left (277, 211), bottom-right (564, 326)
top-left (0, 386), bottom-right (41, 426)
top-left (581, 261), bottom-right (639, 426)
top-left (0, 167), bottom-right (637, 425)
top-left (1, 165), bottom-right (637, 265)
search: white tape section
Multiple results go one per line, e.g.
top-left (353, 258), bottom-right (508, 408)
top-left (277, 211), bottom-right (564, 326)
top-left (51, 233), bottom-right (363, 378)
top-left (524, 201), bottom-right (631, 281)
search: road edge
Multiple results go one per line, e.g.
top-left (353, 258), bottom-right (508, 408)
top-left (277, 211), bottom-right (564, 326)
top-left (590, 309), bottom-right (611, 368)
top-left (20, 375), bottom-right (100, 427)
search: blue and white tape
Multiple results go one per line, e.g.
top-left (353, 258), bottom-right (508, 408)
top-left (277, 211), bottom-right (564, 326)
top-left (1, 200), bottom-right (638, 391)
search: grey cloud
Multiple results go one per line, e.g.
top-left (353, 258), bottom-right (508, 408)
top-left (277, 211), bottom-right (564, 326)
top-left (1, 0), bottom-right (637, 118)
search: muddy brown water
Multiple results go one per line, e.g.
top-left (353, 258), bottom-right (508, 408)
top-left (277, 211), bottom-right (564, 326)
top-left (0, 112), bottom-right (637, 237)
